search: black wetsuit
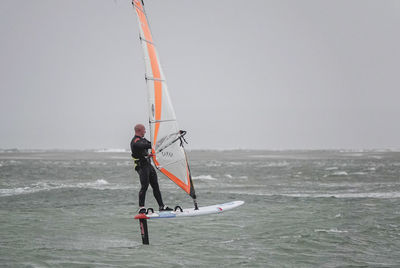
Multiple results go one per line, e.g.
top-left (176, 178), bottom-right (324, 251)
top-left (130, 135), bottom-right (164, 207)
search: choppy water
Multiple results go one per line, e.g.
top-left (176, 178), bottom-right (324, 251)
top-left (1, 150), bottom-right (400, 267)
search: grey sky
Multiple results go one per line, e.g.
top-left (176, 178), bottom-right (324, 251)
top-left (1, 0), bottom-right (399, 150)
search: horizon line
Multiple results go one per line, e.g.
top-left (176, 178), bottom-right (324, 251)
top-left (1, 147), bottom-right (400, 153)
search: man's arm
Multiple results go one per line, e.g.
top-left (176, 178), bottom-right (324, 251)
top-left (132, 138), bottom-right (151, 150)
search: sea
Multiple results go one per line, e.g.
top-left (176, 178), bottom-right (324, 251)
top-left (1, 150), bottom-right (399, 267)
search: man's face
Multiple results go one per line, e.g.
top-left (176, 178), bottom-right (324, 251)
top-left (138, 126), bottom-right (146, 137)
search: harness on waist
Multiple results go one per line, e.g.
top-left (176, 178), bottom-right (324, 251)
top-left (133, 157), bottom-right (139, 169)
top-left (133, 157), bottom-right (150, 170)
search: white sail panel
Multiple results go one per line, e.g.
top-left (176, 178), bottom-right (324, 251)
top-left (133, 0), bottom-right (195, 198)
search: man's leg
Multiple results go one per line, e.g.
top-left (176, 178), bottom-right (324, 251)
top-left (148, 165), bottom-right (164, 207)
top-left (137, 166), bottom-right (150, 207)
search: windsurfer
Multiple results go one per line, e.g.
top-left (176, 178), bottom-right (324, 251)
top-left (130, 124), bottom-right (172, 213)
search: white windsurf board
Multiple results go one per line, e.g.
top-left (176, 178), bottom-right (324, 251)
top-left (134, 200), bottom-right (244, 220)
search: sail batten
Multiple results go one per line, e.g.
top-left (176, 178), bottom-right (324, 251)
top-left (145, 77), bottom-right (165, 82)
top-left (133, 0), bottom-right (196, 200)
top-left (140, 37), bottom-right (155, 45)
top-left (157, 159), bottom-right (186, 169)
top-left (150, 119), bottom-right (176, 123)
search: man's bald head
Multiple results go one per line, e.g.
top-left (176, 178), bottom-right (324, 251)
top-left (134, 124), bottom-right (146, 137)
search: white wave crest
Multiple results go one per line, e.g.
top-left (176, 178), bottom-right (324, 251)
top-left (283, 192), bottom-right (400, 199)
top-left (333, 171), bottom-right (348, 176)
top-left (116, 161), bottom-right (132, 166)
top-left (259, 161), bottom-right (289, 167)
top-left (314, 228), bottom-right (348, 233)
top-left (325, 167), bottom-right (338, 171)
top-left (205, 161), bottom-right (222, 167)
top-left (0, 187), bottom-right (32, 196)
top-left (323, 171), bottom-right (348, 177)
top-left (192, 175), bottom-right (217, 180)
top-left (223, 174), bottom-right (248, 180)
top-left (0, 179), bottom-right (124, 197)
top-left (351, 172), bottom-right (367, 175)
top-left (77, 179), bottom-right (109, 187)
top-left (222, 190), bottom-right (400, 199)
top-left (95, 149), bottom-right (127, 153)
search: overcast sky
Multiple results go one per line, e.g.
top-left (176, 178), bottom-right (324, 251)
top-left (1, 0), bottom-right (399, 150)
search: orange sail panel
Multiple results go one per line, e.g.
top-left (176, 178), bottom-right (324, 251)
top-left (133, 0), bottom-right (196, 198)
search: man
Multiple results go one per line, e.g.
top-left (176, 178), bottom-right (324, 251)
top-left (130, 124), bottom-right (172, 213)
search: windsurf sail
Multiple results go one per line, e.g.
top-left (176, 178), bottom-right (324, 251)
top-left (132, 0), bottom-right (197, 208)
